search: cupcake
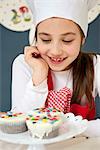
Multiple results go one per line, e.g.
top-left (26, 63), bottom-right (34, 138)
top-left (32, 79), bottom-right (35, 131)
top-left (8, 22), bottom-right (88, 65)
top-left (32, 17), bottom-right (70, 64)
top-left (0, 111), bottom-right (27, 134)
top-left (26, 108), bottom-right (64, 139)
top-left (27, 107), bottom-right (64, 118)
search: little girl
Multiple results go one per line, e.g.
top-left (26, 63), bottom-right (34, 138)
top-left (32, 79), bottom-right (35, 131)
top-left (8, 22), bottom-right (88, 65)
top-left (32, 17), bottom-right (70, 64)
top-left (11, 0), bottom-right (100, 136)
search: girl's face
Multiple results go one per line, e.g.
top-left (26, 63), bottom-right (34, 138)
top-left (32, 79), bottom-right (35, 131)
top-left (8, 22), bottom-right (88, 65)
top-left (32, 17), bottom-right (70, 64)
top-left (37, 17), bottom-right (85, 71)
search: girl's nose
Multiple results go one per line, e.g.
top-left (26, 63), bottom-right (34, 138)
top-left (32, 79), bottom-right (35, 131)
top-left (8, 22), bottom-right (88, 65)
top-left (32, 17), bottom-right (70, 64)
top-left (49, 42), bottom-right (63, 56)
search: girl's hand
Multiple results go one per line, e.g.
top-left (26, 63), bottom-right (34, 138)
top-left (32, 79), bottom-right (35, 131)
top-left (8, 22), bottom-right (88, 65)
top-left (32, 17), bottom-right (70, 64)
top-left (24, 46), bottom-right (49, 86)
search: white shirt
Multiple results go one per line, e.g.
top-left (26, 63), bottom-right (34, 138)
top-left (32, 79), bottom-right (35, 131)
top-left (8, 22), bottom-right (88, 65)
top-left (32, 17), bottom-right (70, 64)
top-left (11, 54), bottom-right (100, 113)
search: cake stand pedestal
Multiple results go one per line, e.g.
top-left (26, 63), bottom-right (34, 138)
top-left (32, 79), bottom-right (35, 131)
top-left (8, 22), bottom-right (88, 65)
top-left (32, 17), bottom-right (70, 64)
top-left (27, 144), bottom-right (45, 150)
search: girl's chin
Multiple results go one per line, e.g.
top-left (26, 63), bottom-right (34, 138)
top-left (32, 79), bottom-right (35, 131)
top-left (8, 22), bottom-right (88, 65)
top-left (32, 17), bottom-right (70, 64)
top-left (49, 66), bottom-right (67, 72)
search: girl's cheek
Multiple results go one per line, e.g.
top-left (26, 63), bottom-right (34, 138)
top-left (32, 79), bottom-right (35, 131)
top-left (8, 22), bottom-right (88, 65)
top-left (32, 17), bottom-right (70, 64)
top-left (67, 48), bottom-right (74, 53)
top-left (66, 48), bottom-right (80, 56)
top-left (37, 44), bottom-right (47, 54)
top-left (66, 48), bottom-right (76, 54)
top-left (65, 43), bottom-right (80, 55)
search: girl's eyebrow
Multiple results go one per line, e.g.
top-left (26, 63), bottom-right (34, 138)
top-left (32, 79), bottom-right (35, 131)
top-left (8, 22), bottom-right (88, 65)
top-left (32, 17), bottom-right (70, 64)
top-left (39, 32), bottom-right (50, 36)
top-left (38, 32), bottom-right (76, 36)
top-left (61, 32), bottom-right (76, 36)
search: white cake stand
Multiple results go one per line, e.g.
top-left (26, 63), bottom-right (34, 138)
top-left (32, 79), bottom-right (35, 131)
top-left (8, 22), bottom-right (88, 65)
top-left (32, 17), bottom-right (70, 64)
top-left (0, 115), bottom-right (88, 150)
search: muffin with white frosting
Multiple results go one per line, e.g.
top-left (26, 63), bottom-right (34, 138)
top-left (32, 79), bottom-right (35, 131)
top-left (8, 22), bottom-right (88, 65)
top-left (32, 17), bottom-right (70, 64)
top-left (0, 112), bottom-right (27, 134)
top-left (26, 108), bottom-right (64, 139)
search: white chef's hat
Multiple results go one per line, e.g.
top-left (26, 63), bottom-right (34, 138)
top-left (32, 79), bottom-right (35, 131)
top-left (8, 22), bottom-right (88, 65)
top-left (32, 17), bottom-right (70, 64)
top-left (26, 0), bottom-right (98, 42)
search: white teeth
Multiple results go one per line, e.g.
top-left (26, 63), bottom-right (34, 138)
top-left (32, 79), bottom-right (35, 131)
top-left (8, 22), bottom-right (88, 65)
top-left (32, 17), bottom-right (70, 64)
top-left (50, 57), bottom-right (63, 62)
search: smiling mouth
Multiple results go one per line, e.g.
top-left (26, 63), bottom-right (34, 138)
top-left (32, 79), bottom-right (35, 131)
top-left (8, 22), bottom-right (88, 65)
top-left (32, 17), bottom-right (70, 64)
top-left (49, 57), bottom-right (67, 63)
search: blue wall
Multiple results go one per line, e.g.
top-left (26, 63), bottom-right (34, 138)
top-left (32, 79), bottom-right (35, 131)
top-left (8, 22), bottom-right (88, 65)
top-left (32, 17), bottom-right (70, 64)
top-left (0, 27), bottom-right (29, 111)
top-left (0, 15), bottom-right (100, 116)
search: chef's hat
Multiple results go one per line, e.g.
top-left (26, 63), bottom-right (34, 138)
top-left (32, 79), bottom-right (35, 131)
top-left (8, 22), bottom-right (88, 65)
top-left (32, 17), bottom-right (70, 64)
top-left (26, 0), bottom-right (98, 39)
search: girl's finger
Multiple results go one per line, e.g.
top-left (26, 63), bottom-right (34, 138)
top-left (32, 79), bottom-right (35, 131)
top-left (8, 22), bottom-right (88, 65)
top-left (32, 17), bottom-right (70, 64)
top-left (32, 52), bottom-right (41, 58)
top-left (24, 46), bottom-right (39, 54)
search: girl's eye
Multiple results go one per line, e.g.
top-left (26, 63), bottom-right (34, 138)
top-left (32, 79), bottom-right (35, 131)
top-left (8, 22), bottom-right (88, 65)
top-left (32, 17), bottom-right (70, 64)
top-left (62, 40), bottom-right (73, 43)
top-left (41, 39), bottom-right (51, 43)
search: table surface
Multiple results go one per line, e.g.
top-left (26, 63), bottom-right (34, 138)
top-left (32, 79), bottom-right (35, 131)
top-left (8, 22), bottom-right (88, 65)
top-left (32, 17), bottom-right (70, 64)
top-left (0, 136), bottom-right (100, 150)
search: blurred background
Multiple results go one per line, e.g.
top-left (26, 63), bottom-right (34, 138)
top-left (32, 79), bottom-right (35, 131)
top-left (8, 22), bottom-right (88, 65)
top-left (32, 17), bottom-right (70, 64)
top-left (0, 1), bottom-right (100, 118)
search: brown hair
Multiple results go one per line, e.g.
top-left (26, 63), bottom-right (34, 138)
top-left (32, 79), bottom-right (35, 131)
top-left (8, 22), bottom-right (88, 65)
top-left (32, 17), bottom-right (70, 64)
top-left (71, 51), bottom-right (97, 109)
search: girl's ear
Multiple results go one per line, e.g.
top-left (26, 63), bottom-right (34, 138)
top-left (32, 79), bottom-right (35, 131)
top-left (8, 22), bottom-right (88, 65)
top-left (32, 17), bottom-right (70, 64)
top-left (81, 37), bottom-right (85, 45)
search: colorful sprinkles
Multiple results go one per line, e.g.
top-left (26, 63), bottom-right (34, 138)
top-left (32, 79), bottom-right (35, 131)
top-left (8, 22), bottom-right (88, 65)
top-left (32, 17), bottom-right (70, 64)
top-left (0, 112), bottom-right (23, 118)
top-left (27, 108), bottom-right (61, 124)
